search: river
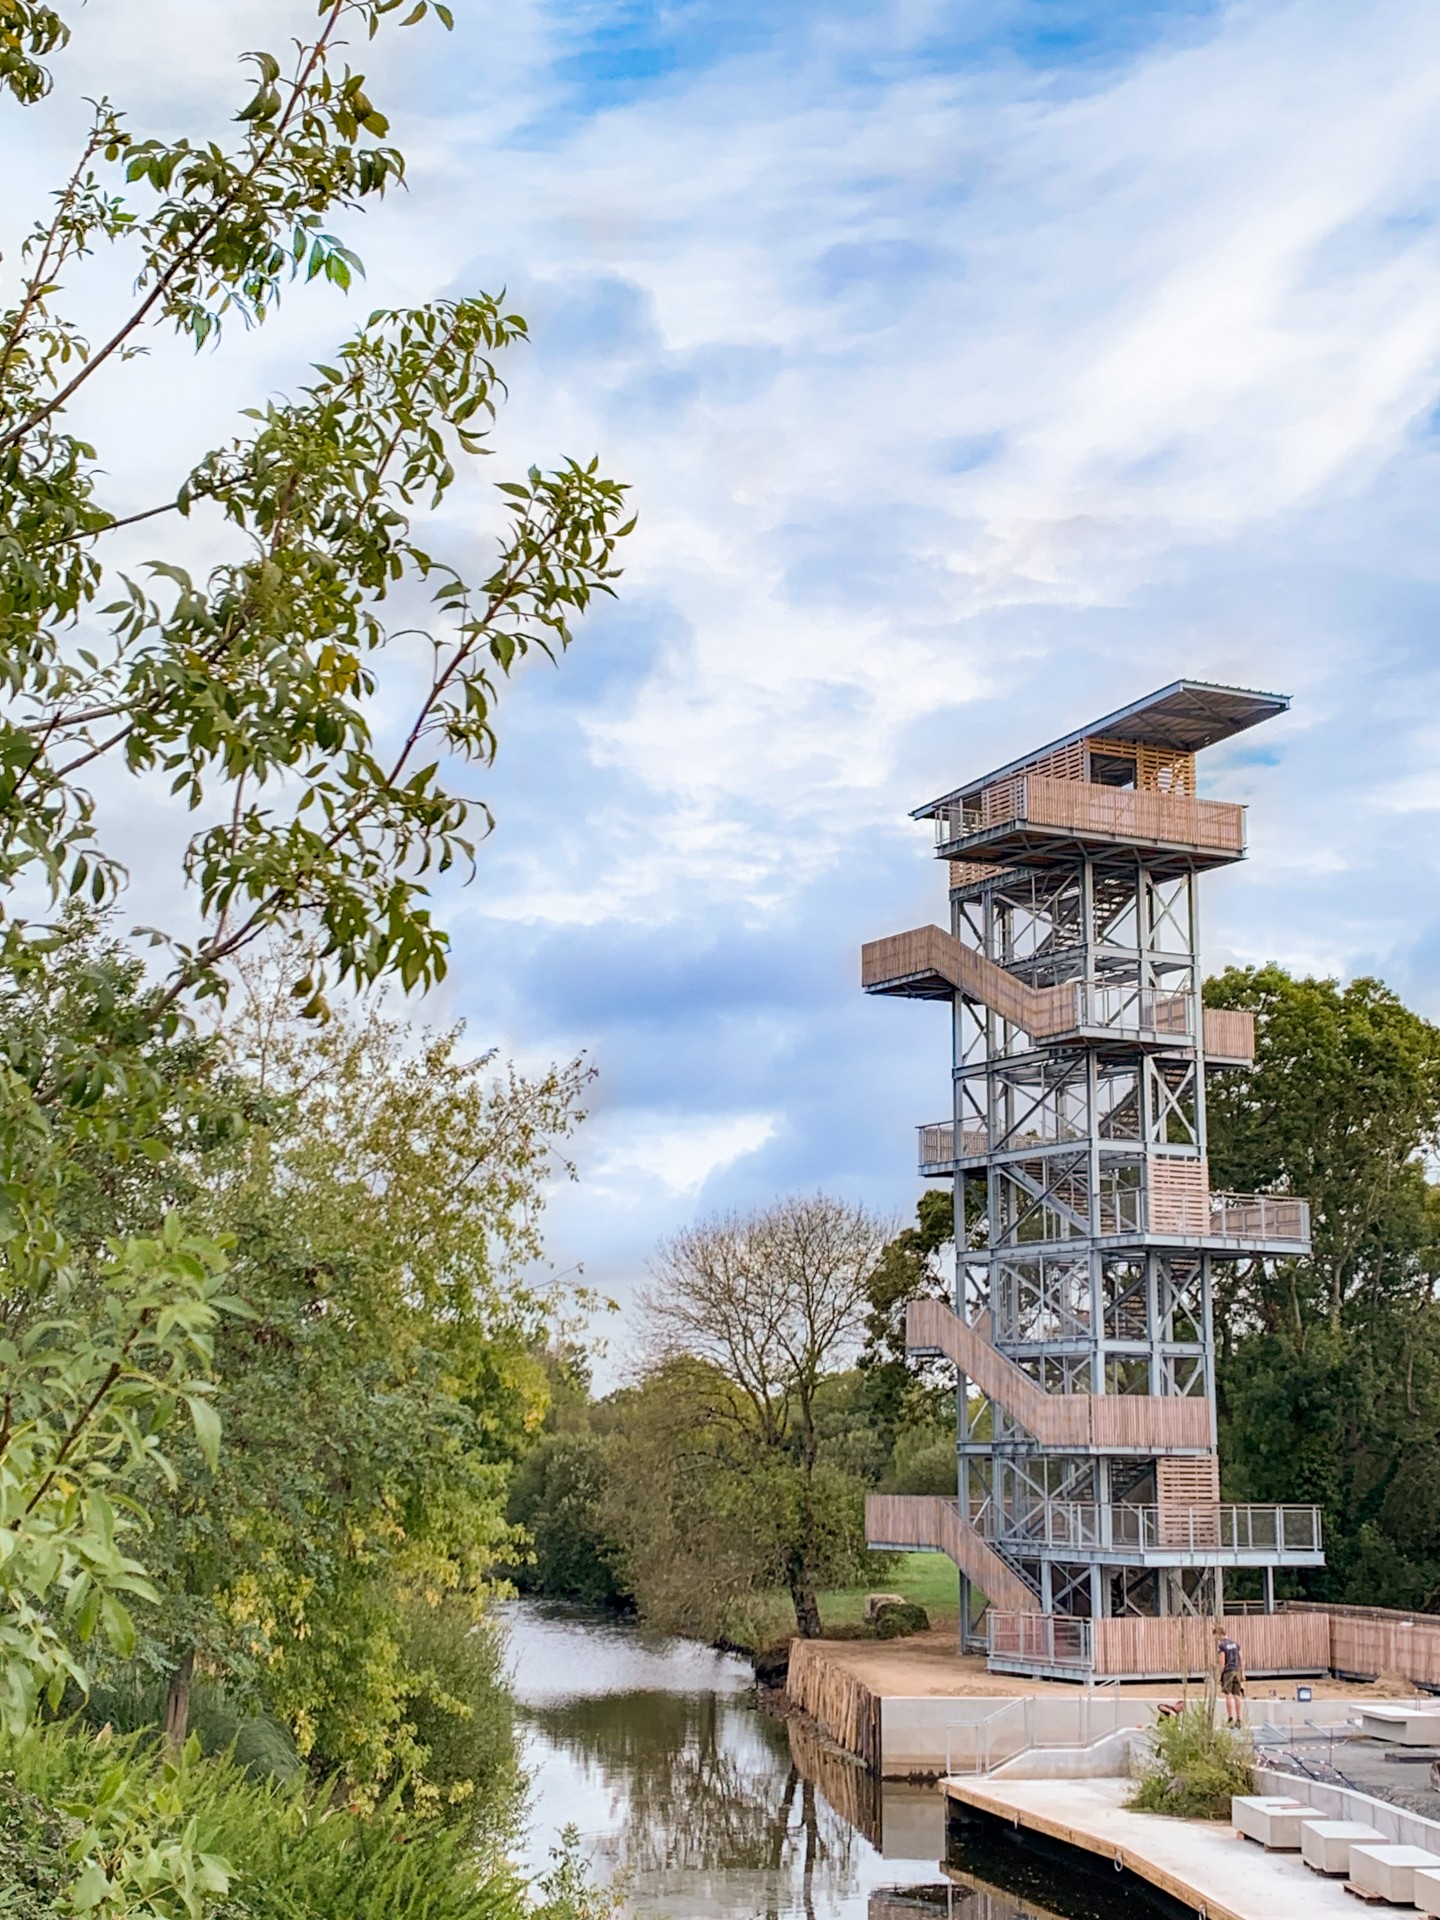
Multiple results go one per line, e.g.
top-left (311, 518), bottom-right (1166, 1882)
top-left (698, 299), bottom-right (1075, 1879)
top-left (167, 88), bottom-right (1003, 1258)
top-left (504, 1600), bottom-right (1184, 1920)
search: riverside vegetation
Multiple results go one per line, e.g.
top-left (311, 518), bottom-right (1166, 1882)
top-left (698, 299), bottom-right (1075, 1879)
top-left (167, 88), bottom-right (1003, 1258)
top-left (0, 0), bottom-right (629, 1910)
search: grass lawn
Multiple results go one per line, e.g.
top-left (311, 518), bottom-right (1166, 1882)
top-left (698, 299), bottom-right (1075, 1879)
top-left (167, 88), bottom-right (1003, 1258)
top-left (746, 1552), bottom-right (959, 1646)
top-left (819, 1551), bottom-right (960, 1626)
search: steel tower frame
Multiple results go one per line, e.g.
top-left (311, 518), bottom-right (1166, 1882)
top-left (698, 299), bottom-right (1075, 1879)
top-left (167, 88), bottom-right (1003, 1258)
top-left (862, 683), bottom-right (1324, 1680)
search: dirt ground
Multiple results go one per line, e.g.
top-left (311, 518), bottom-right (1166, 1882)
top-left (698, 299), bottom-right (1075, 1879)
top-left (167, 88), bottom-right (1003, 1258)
top-left (805, 1627), bottom-right (1424, 1700)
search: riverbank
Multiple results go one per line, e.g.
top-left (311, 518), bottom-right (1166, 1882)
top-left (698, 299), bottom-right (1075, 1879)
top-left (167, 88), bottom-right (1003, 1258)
top-left (783, 1632), bottom-right (1429, 1776)
top-left (504, 1596), bottom-right (1183, 1918)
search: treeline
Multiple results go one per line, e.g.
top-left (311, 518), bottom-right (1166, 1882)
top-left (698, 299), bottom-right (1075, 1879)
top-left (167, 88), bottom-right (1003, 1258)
top-left (508, 964), bottom-right (1440, 1639)
top-left (505, 1195), bottom-right (960, 1647)
top-left (1, 925), bottom-right (608, 1914)
top-left (1206, 966), bottom-right (1440, 1608)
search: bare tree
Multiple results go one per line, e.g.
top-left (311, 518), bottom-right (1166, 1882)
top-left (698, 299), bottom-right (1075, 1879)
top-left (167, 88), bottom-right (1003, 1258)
top-left (642, 1195), bottom-right (893, 1636)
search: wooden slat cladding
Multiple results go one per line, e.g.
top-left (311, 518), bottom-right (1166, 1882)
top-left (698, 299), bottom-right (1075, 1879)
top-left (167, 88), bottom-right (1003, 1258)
top-left (1022, 776), bottom-right (1245, 854)
top-left (1092, 1611), bottom-right (1330, 1678)
top-left (1202, 1006), bottom-right (1255, 1062)
top-left (907, 1299), bottom-right (1214, 1451)
top-left (1295, 1604), bottom-right (1440, 1687)
top-left (1156, 1456), bottom-right (1221, 1547)
top-left (863, 1493), bottom-right (1037, 1614)
top-left (1157, 1456), bottom-right (1220, 1506)
top-left (949, 858), bottom-right (1008, 891)
top-left (860, 926), bottom-right (1074, 1037)
top-left (1148, 1157), bottom-right (1210, 1236)
top-left (785, 1640), bottom-right (880, 1768)
top-left (1087, 736), bottom-right (1197, 796)
top-left (1088, 1395), bottom-right (1212, 1450)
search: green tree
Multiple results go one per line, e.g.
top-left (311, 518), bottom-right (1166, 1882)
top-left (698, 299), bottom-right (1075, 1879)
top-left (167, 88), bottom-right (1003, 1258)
top-left (0, 1), bottom-right (628, 1902)
top-left (600, 1357), bottom-right (872, 1646)
top-left (505, 1433), bottom-right (630, 1609)
top-left (857, 1187), bottom-right (955, 1451)
top-left (133, 976), bottom-right (589, 1803)
top-left (638, 1196), bottom-right (891, 1638)
top-left (1204, 965), bottom-right (1440, 1607)
top-left (1205, 965), bottom-right (1440, 1339)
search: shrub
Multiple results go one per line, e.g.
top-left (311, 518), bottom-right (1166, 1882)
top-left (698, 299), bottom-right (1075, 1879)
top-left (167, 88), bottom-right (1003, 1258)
top-left (872, 1602), bottom-right (930, 1639)
top-left (399, 1600), bottom-right (522, 1845)
top-left (1127, 1704), bottom-right (1254, 1819)
top-left (0, 1771), bottom-right (71, 1918)
top-left (0, 1722), bottom-right (611, 1920)
top-left (78, 1676), bottom-right (303, 1784)
top-left (505, 1434), bottom-right (629, 1607)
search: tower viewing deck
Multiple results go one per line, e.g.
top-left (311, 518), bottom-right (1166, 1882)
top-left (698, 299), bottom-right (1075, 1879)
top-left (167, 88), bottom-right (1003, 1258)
top-left (861, 680), bottom-right (1321, 1680)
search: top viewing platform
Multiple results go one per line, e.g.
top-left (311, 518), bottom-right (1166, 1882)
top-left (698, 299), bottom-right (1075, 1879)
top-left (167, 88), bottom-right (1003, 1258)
top-left (918, 681), bottom-right (1287, 875)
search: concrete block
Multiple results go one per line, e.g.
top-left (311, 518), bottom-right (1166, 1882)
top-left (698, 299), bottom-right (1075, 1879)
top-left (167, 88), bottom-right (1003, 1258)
top-left (1231, 1795), bottom-right (1311, 1848)
top-left (1415, 1866), bottom-right (1440, 1918)
top-left (1358, 1706), bottom-right (1440, 1747)
top-left (1299, 1819), bottom-right (1386, 1875)
top-left (1347, 1843), bottom-right (1440, 1902)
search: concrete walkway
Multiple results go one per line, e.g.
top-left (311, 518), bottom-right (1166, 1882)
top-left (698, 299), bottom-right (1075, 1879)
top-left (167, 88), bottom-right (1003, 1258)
top-left (942, 1776), bottom-right (1357, 1920)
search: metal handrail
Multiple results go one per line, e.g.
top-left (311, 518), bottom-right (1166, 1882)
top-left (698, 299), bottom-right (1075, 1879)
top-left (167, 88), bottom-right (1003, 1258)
top-left (916, 1120), bottom-right (989, 1167)
top-left (991, 1500), bottom-right (1323, 1555)
top-left (987, 1611), bottom-right (1093, 1670)
top-left (1209, 1191), bottom-right (1310, 1243)
top-left (1071, 981), bottom-right (1192, 1036)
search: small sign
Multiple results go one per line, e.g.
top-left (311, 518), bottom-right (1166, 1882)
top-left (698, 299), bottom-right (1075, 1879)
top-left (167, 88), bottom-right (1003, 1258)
top-left (1296, 1686), bottom-right (1312, 1703)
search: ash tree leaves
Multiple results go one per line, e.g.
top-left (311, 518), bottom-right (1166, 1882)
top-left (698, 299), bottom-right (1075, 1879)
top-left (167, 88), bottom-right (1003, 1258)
top-left (0, 0), bottom-right (631, 1906)
top-left (0, 0), bottom-right (633, 1024)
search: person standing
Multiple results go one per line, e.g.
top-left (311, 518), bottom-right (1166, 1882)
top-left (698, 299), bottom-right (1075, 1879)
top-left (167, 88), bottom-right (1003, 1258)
top-left (1215, 1627), bottom-right (1245, 1724)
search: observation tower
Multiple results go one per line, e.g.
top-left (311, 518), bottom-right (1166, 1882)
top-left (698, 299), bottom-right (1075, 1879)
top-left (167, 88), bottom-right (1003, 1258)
top-left (863, 682), bottom-right (1324, 1681)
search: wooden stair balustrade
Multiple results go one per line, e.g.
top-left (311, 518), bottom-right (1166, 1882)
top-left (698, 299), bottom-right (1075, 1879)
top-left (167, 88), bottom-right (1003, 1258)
top-left (863, 1494), bottom-right (1038, 1614)
top-left (906, 1298), bottom-right (1213, 1451)
top-left (861, 926), bottom-right (1076, 1035)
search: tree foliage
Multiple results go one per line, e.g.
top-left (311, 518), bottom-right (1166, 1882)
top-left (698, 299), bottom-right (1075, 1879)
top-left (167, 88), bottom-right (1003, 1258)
top-left (638, 1196), bottom-right (891, 1637)
top-left (0, 1), bottom-right (628, 1906)
top-left (1205, 965), bottom-right (1440, 1608)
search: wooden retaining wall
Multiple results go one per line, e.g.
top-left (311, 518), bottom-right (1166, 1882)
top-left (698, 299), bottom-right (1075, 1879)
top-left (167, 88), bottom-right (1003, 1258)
top-left (784, 1639), bottom-right (880, 1770)
top-left (785, 1714), bottom-right (881, 1847)
top-left (1289, 1603), bottom-right (1440, 1687)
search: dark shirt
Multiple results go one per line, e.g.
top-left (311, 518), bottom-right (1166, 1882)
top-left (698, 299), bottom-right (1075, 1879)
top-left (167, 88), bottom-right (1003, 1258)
top-left (1217, 1637), bottom-right (1242, 1672)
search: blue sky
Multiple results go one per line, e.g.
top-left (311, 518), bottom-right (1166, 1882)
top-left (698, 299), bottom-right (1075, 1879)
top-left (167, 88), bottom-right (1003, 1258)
top-left (16, 0), bottom-right (1440, 1375)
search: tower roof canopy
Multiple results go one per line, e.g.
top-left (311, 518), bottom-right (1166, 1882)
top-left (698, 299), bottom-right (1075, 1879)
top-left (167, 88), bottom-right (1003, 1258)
top-left (913, 680), bottom-right (1289, 818)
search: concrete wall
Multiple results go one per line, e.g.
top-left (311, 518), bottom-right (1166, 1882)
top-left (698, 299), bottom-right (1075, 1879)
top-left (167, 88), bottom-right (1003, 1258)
top-left (880, 1691), bottom-right (1360, 1776)
top-left (1255, 1764), bottom-right (1440, 1854)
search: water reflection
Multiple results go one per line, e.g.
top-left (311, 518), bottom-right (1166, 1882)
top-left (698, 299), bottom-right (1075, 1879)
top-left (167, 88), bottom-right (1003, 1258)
top-left (504, 1602), bottom-right (1170, 1920)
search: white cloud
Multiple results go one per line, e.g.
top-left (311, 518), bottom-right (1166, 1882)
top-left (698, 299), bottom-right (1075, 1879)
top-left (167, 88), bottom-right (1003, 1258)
top-left (587, 1110), bottom-right (778, 1201)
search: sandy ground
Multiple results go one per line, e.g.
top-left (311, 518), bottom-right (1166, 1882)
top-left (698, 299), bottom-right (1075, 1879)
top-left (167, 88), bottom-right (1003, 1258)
top-left (805, 1628), bottom-right (1424, 1700)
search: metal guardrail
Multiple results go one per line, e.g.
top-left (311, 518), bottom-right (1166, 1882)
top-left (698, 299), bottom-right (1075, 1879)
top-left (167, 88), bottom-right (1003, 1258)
top-left (1209, 1192), bottom-right (1309, 1243)
top-left (944, 1690), bottom-right (1150, 1775)
top-left (986, 1611), bottom-right (1093, 1671)
top-left (990, 1501), bottom-right (1323, 1556)
top-left (1071, 981), bottom-right (1191, 1036)
top-left (917, 1120), bottom-right (989, 1169)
